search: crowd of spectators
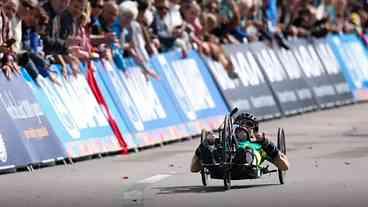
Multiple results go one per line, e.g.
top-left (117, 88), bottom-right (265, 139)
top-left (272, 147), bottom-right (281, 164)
top-left (1, 0), bottom-right (368, 81)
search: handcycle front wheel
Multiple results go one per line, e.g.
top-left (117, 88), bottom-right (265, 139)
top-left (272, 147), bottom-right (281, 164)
top-left (201, 167), bottom-right (209, 186)
top-left (277, 128), bottom-right (287, 185)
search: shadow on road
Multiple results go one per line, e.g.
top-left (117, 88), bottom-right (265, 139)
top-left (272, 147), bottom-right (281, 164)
top-left (154, 183), bottom-right (278, 195)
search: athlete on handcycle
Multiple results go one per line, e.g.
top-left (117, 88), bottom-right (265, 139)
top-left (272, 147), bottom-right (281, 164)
top-left (190, 112), bottom-right (289, 173)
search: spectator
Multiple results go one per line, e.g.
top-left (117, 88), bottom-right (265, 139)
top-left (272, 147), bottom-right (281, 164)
top-left (19, 5), bottom-right (62, 84)
top-left (202, 12), bottom-right (238, 79)
top-left (42, 0), bottom-right (79, 55)
top-left (165, 0), bottom-right (183, 33)
top-left (136, 0), bottom-right (159, 55)
top-left (59, 0), bottom-right (94, 61)
top-left (206, 0), bottom-right (241, 44)
top-left (181, 1), bottom-right (203, 47)
top-left (57, 0), bottom-right (91, 75)
top-left (12, 0), bottom-right (39, 53)
top-left (118, 0), bottom-right (159, 80)
top-left (1, 0), bottom-right (20, 80)
top-left (151, 0), bottom-right (193, 53)
top-left (90, 0), bottom-right (104, 35)
top-left (98, 1), bottom-right (119, 34)
top-left (89, 0), bottom-right (117, 47)
top-left (151, 0), bottom-right (177, 52)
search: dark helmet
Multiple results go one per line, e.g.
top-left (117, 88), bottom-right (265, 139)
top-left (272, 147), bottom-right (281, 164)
top-left (234, 112), bottom-right (259, 132)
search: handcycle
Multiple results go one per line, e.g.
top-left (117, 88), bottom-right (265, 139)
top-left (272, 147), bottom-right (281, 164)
top-left (198, 108), bottom-right (287, 190)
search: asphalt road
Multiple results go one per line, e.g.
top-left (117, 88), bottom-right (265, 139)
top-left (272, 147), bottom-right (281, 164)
top-left (1, 103), bottom-right (368, 207)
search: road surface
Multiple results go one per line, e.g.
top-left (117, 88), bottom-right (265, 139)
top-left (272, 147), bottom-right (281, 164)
top-left (1, 103), bottom-right (368, 207)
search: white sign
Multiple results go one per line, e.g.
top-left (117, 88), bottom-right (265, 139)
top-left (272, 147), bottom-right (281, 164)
top-left (255, 49), bottom-right (287, 82)
top-left (230, 51), bottom-right (264, 87)
top-left (315, 43), bottom-right (340, 75)
top-left (119, 66), bottom-right (167, 124)
top-left (158, 55), bottom-right (197, 120)
top-left (0, 134), bottom-right (7, 163)
top-left (277, 48), bottom-right (302, 80)
top-left (205, 58), bottom-right (237, 90)
top-left (36, 65), bottom-right (109, 139)
top-left (171, 59), bottom-right (216, 111)
top-left (294, 45), bottom-right (325, 78)
top-left (104, 60), bottom-right (145, 131)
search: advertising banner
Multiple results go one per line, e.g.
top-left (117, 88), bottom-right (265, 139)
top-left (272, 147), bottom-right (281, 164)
top-left (249, 42), bottom-right (318, 115)
top-left (24, 66), bottom-right (120, 158)
top-left (289, 39), bottom-right (339, 108)
top-left (219, 44), bottom-right (281, 120)
top-left (2, 71), bottom-right (67, 163)
top-left (312, 39), bottom-right (353, 104)
top-left (0, 73), bottom-right (33, 169)
top-left (327, 34), bottom-right (368, 101)
top-left (151, 51), bottom-right (228, 135)
top-left (88, 61), bottom-right (137, 150)
top-left (97, 58), bottom-right (188, 147)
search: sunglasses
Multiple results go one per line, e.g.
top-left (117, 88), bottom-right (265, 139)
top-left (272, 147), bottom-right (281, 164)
top-left (92, 4), bottom-right (104, 9)
top-left (21, 0), bottom-right (35, 9)
top-left (157, 6), bottom-right (169, 11)
top-left (239, 120), bottom-right (256, 129)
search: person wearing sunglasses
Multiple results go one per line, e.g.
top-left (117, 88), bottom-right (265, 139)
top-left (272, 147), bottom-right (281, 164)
top-left (190, 112), bottom-right (289, 173)
top-left (89, 0), bottom-right (104, 34)
top-left (234, 112), bottom-right (289, 171)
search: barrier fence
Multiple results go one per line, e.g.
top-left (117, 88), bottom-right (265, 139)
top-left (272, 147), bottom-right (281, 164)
top-left (0, 34), bottom-right (367, 172)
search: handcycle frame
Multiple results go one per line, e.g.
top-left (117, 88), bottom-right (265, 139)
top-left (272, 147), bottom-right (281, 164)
top-left (199, 108), bottom-right (287, 190)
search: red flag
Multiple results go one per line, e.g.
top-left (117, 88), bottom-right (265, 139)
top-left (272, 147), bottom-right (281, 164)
top-left (86, 62), bottom-right (128, 154)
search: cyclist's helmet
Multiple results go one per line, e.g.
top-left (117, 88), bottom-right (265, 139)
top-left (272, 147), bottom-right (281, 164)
top-left (234, 112), bottom-right (259, 132)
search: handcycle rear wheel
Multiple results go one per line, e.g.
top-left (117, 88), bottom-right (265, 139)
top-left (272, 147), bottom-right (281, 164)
top-left (200, 129), bottom-right (209, 186)
top-left (277, 128), bottom-right (287, 185)
top-left (223, 170), bottom-right (231, 190)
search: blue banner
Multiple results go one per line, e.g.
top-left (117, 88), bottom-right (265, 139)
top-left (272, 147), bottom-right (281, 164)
top-left (0, 70), bottom-right (66, 167)
top-left (0, 73), bottom-right (33, 169)
top-left (327, 34), bottom-right (368, 101)
top-left (24, 66), bottom-right (120, 158)
top-left (96, 58), bottom-right (188, 146)
top-left (151, 51), bottom-right (228, 135)
top-left (4, 70), bottom-right (67, 163)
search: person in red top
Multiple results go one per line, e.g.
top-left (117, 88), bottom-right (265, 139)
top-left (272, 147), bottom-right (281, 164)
top-left (0, 0), bottom-right (20, 80)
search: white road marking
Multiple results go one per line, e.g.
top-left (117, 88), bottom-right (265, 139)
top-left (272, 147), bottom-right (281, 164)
top-left (137, 174), bottom-right (172, 184)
